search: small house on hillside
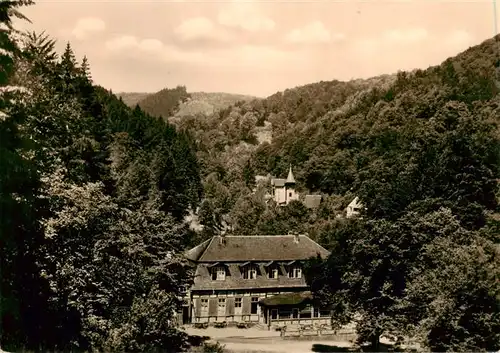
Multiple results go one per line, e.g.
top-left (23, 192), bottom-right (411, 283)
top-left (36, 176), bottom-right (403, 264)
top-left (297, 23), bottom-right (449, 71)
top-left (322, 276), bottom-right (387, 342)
top-left (270, 166), bottom-right (299, 206)
top-left (263, 166), bottom-right (363, 215)
top-left (270, 166), bottom-right (323, 208)
top-left (346, 197), bottom-right (363, 218)
top-left (182, 234), bottom-right (331, 327)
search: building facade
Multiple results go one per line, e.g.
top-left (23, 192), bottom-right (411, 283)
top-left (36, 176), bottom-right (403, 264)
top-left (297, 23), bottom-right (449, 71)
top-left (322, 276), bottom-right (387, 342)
top-left (259, 291), bottom-right (332, 327)
top-left (268, 166), bottom-right (322, 209)
top-left (270, 166), bottom-right (299, 206)
top-left (183, 234), bottom-right (331, 326)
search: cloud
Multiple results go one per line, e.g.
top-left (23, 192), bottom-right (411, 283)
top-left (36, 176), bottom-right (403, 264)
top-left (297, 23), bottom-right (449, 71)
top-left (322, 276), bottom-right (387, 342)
top-left (285, 21), bottom-right (343, 44)
top-left (139, 39), bottom-right (165, 52)
top-left (105, 35), bottom-right (207, 64)
top-left (446, 29), bottom-right (474, 47)
top-left (213, 45), bottom-right (305, 68)
top-left (71, 17), bottom-right (106, 40)
top-left (105, 35), bottom-right (137, 51)
top-left (104, 34), bottom-right (306, 70)
top-left (383, 27), bottom-right (428, 43)
top-left (217, 1), bottom-right (275, 32)
top-left (353, 27), bottom-right (429, 54)
top-left (106, 36), bottom-right (172, 55)
top-left (174, 17), bottom-right (233, 42)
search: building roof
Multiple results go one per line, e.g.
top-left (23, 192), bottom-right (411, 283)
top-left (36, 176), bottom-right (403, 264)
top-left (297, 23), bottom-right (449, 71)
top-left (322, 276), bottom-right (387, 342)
top-left (191, 263), bottom-right (308, 291)
top-left (304, 195), bottom-right (322, 209)
top-left (347, 196), bottom-right (361, 208)
top-left (255, 174), bottom-right (270, 183)
top-left (271, 178), bottom-right (286, 187)
top-left (259, 291), bottom-right (312, 307)
top-left (185, 238), bottom-right (211, 262)
top-left (186, 235), bottom-right (330, 263)
top-left (286, 165), bottom-right (296, 184)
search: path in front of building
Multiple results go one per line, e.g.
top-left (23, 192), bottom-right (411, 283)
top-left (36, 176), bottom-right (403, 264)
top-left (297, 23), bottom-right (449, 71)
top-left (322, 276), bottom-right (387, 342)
top-left (184, 327), bottom-right (354, 353)
top-left (217, 339), bottom-right (353, 353)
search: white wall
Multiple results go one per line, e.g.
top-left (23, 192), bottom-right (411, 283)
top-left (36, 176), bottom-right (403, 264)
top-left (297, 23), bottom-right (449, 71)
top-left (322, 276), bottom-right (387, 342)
top-left (286, 187), bottom-right (299, 204)
top-left (275, 187), bottom-right (286, 204)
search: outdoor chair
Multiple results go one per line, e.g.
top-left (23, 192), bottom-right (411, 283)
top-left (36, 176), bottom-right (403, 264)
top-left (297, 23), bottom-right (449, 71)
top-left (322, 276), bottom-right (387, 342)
top-left (214, 321), bottom-right (227, 328)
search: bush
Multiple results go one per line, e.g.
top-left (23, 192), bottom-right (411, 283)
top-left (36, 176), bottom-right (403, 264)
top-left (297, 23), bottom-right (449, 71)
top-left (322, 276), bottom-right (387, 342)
top-left (203, 341), bottom-right (226, 353)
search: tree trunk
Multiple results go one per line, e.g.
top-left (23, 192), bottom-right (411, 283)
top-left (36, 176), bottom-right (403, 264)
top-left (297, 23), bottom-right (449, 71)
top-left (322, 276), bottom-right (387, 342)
top-left (371, 331), bottom-right (381, 351)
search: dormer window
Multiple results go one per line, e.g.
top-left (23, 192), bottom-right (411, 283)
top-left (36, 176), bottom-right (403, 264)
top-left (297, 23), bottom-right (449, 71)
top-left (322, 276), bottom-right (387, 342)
top-left (212, 266), bottom-right (226, 281)
top-left (269, 268), bottom-right (279, 279)
top-left (289, 266), bottom-right (302, 278)
top-left (244, 266), bottom-right (257, 279)
top-left (240, 262), bottom-right (258, 279)
top-left (208, 263), bottom-right (227, 281)
top-left (286, 261), bottom-right (302, 279)
top-left (264, 261), bottom-right (280, 279)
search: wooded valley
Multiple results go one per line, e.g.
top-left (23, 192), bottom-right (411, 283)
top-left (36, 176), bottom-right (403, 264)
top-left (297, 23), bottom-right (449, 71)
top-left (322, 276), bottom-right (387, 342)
top-left (1, 0), bottom-right (500, 352)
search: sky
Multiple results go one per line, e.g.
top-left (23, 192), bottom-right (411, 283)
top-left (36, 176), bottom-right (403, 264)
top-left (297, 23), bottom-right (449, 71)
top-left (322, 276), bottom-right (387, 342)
top-left (16, 0), bottom-right (500, 97)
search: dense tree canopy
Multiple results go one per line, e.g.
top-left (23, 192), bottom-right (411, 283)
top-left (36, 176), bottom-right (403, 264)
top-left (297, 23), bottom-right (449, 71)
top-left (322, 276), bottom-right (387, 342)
top-left (147, 34), bottom-right (500, 351)
top-left (2, 0), bottom-right (500, 351)
top-left (1, 2), bottom-right (202, 351)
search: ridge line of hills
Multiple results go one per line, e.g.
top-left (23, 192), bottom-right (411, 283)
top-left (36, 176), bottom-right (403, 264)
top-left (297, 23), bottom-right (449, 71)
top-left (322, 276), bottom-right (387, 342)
top-left (4, 0), bottom-right (500, 349)
top-left (168, 33), bottom-right (500, 239)
top-left (117, 90), bottom-right (258, 118)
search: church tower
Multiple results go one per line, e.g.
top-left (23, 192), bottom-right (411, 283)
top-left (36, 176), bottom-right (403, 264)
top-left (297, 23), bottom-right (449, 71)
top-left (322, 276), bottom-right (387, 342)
top-left (284, 165), bottom-right (299, 205)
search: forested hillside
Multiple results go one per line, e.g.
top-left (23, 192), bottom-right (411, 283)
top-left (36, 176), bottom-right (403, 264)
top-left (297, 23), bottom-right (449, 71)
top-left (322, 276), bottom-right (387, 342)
top-left (174, 33), bottom-right (500, 351)
top-left (175, 36), bottom-right (500, 240)
top-left (2, 0), bottom-right (500, 352)
top-left (119, 87), bottom-right (256, 118)
top-left (116, 91), bottom-right (150, 107)
top-left (173, 72), bottom-right (399, 240)
top-left (175, 92), bottom-right (257, 117)
top-left (1, 1), bottom-right (201, 351)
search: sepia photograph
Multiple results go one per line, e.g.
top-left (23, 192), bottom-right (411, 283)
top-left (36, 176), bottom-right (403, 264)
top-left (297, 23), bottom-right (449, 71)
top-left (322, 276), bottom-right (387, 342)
top-left (1, 0), bottom-right (500, 352)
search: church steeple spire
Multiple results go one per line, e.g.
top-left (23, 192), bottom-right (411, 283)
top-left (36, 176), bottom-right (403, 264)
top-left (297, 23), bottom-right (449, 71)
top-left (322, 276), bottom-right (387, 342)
top-left (286, 164), bottom-right (296, 184)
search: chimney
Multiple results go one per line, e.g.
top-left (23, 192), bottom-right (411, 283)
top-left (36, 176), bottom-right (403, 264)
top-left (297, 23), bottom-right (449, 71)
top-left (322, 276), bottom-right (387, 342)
top-left (289, 232), bottom-right (299, 244)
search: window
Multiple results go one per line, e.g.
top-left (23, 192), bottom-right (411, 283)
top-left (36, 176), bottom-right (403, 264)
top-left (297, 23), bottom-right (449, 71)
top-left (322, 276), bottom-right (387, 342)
top-left (218, 298), bottom-right (226, 316)
top-left (235, 298), bottom-right (242, 308)
top-left (211, 266), bottom-right (226, 281)
top-left (271, 309), bottom-right (278, 320)
top-left (251, 297), bottom-right (259, 314)
top-left (268, 268), bottom-right (279, 279)
top-left (288, 266), bottom-right (302, 279)
top-left (243, 266), bottom-right (257, 279)
top-left (201, 299), bottom-right (209, 314)
top-left (289, 192), bottom-right (292, 197)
